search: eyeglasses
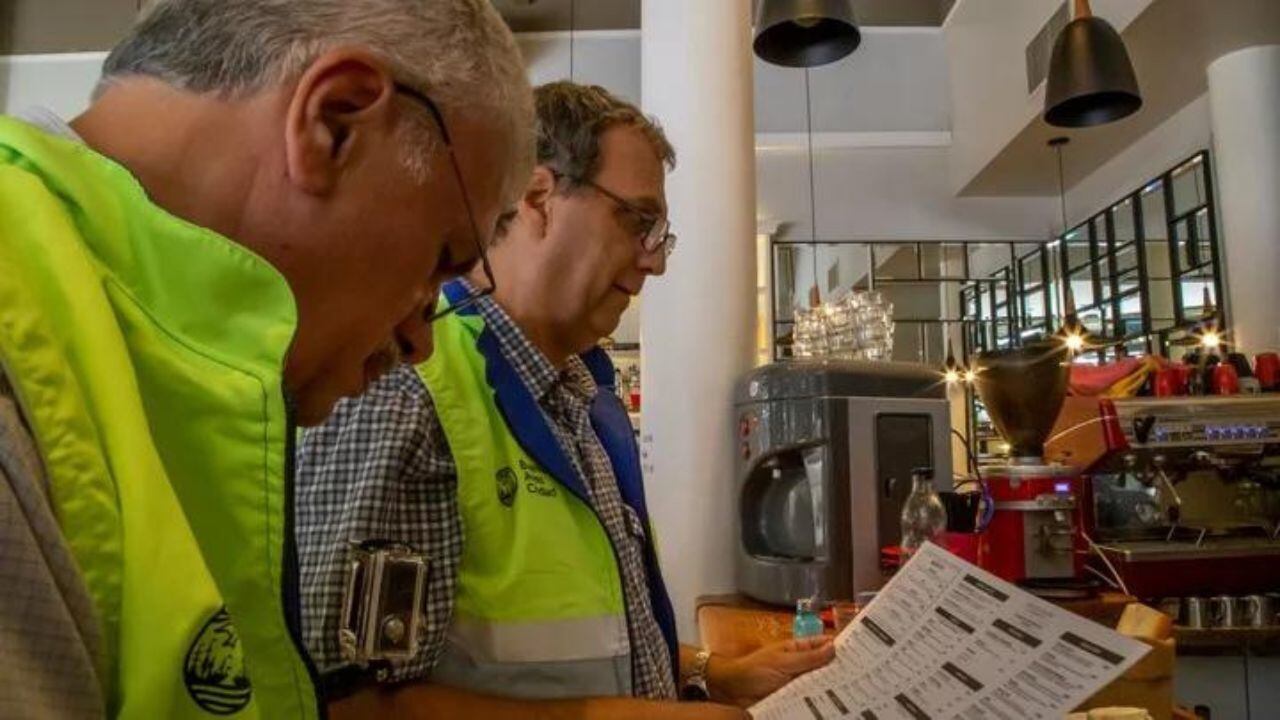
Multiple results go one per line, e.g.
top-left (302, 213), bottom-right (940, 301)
top-left (394, 83), bottom-right (495, 321)
top-left (552, 171), bottom-right (677, 258)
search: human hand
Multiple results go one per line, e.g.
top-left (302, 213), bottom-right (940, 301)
top-left (692, 704), bottom-right (752, 720)
top-left (706, 636), bottom-right (836, 708)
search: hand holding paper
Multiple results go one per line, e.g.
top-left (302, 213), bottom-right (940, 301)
top-left (750, 543), bottom-right (1150, 720)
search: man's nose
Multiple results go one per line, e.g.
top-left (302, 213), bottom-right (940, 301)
top-left (637, 244), bottom-right (667, 276)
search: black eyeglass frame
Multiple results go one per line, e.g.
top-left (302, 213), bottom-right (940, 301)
top-left (394, 82), bottom-right (495, 321)
top-left (550, 170), bottom-right (677, 258)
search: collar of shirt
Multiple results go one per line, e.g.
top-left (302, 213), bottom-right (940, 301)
top-left (13, 106), bottom-right (83, 143)
top-left (459, 279), bottom-right (598, 405)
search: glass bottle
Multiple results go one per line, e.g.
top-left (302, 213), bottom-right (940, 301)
top-left (627, 365), bottom-right (641, 412)
top-left (900, 467), bottom-right (947, 557)
top-left (793, 598), bottom-right (823, 639)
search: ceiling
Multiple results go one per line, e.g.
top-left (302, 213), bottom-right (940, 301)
top-left (961, 0), bottom-right (1280, 197)
top-left (494, 0), bottom-right (956, 33)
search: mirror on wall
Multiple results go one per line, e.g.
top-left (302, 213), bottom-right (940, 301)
top-left (769, 240), bottom-right (1021, 364)
top-left (955, 150), bottom-right (1224, 362)
top-left (767, 153), bottom-right (1224, 367)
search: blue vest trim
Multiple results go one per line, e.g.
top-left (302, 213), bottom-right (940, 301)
top-left (582, 348), bottom-right (680, 685)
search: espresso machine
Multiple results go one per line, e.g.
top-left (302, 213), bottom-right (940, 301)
top-left (971, 342), bottom-right (1088, 590)
top-left (1048, 394), bottom-right (1280, 598)
top-left (734, 361), bottom-right (952, 606)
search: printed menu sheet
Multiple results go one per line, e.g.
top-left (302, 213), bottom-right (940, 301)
top-left (750, 542), bottom-right (1150, 720)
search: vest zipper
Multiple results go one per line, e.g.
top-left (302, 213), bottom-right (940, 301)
top-left (281, 389), bottom-right (326, 718)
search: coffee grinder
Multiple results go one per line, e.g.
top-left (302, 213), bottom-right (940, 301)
top-left (972, 342), bottom-right (1087, 591)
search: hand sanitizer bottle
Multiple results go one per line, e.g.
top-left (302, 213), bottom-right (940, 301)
top-left (793, 598), bottom-right (823, 639)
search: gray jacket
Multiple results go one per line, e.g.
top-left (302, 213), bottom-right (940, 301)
top-left (0, 373), bottom-right (105, 718)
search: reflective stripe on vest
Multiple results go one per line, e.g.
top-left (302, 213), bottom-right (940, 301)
top-left (0, 116), bottom-right (319, 718)
top-left (415, 291), bottom-right (642, 699)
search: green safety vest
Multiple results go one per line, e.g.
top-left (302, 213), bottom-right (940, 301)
top-left (0, 116), bottom-right (319, 718)
top-left (414, 282), bottom-right (678, 699)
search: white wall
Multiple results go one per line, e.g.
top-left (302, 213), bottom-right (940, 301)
top-left (751, 26), bottom-right (1053, 257)
top-left (760, 143), bottom-right (1053, 242)
top-left (1064, 94), bottom-right (1211, 226)
top-left (518, 31), bottom-right (641, 105)
top-left (755, 27), bottom-right (951, 134)
top-left (0, 52), bottom-right (105, 116)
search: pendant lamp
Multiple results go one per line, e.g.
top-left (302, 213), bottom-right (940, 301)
top-left (754, 0), bottom-right (861, 68)
top-left (1044, 0), bottom-right (1142, 128)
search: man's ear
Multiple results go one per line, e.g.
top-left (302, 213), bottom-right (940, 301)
top-left (523, 165), bottom-right (557, 209)
top-left (518, 165), bottom-right (558, 233)
top-left (284, 48), bottom-right (397, 195)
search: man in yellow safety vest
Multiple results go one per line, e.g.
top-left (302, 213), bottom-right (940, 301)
top-left (0, 1), bottom-right (533, 717)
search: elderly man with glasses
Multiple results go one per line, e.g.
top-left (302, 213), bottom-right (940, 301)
top-left (0, 1), bottom-right (532, 717)
top-left (295, 82), bottom-right (833, 720)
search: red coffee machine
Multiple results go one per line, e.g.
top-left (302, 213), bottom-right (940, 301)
top-left (972, 343), bottom-right (1087, 591)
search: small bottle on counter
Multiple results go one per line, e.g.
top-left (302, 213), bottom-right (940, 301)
top-left (793, 598), bottom-right (823, 639)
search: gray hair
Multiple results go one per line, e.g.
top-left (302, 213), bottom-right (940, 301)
top-left (492, 81), bottom-right (674, 238)
top-left (535, 81), bottom-right (675, 185)
top-left (102, 0), bottom-right (534, 192)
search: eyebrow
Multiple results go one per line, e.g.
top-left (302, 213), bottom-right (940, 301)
top-left (625, 195), bottom-right (666, 215)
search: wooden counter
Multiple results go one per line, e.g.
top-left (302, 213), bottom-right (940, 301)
top-left (696, 591), bottom-right (1136, 654)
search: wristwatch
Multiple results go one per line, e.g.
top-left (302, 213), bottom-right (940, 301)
top-left (679, 648), bottom-right (712, 701)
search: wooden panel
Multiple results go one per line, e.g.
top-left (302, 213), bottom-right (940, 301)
top-left (0, 0), bottom-right (139, 55)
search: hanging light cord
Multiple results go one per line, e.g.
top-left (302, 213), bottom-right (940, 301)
top-left (568, 0), bottom-right (575, 79)
top-left (1052, 140), bottom-right (1072, 326)
top-left (805, 68), bottom-right (819, 302)
top-left (1055, 142), bottom-right (1069, 233)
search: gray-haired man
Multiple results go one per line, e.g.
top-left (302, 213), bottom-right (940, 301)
top-left (296, 82), bottom-right (833, 720)
top-left (0, 1), bottom-right (531, 717)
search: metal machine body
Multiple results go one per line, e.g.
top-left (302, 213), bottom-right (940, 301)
top-left (980, 464), bottom-right (1086, 585)
top-left (1052, 395), bottom-right (1280, 597)
top-left (734, 361), bottom-right (952, 606)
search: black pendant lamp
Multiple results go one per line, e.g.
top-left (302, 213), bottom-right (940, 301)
top-left (1044, 0), bottom-right (1142, 128)
top-left (754, 0), bottom-right (861, 68)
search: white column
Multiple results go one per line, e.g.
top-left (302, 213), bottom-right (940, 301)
top-left (640, 0), bottom-right (757, 638)
top-left (1208, 45), bottom-right (1280, 352)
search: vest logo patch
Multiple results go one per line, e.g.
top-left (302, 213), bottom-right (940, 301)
top-left (184, 606), bottom-right (252, 715)
top-left (520, 458), bottom-right (559, 498)
top-left (496, 467), bottom-right (518, 507)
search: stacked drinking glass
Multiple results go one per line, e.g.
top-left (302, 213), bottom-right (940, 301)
top-left (792, 291), bottom-right (894, 360)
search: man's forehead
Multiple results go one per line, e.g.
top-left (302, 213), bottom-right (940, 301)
top-left (594, 124), bottom-right (667, 206)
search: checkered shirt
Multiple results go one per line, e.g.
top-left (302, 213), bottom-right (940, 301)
top-left (294, 287), bottom-right (675, 699)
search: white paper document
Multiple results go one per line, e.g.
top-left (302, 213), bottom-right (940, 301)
top-left (750, 543), bottom-right (1150, 720)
